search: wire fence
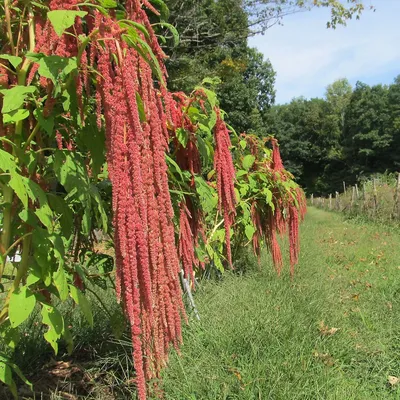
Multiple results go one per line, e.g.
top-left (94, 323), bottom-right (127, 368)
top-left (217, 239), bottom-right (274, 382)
top-left (310, 173), bottom-right (400, 224)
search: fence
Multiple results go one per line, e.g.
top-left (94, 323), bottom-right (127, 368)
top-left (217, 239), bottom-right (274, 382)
top-left (310, 174), bottom-right (400, 224)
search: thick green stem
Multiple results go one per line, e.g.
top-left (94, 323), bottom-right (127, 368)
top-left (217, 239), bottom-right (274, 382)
top-left (1, 185), bottom-right (13, 254)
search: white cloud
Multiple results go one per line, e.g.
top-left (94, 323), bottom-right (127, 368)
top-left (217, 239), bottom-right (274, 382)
top-left (249, 0), bottom-right (400, 103)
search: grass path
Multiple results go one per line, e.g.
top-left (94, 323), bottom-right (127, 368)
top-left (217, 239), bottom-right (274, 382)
top-left (160, 207), bottom-right (400, 399)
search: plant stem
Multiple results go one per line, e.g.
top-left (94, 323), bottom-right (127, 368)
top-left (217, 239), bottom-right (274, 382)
top-left (1, 185), bottom-right (14, 255)
top-left (0, 232), bottom-right (32, 282)
top-left (4, 0), bottom-right (15, 55)
top-left (22, 123), bottom-right (39, 151)
top-left (12, 233), bottom-right (32, 290)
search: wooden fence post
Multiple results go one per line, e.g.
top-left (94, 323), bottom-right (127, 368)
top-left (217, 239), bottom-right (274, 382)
top-left (351, 186), bottom-right (356, 209)
top-left (329, 193), bottom-right (332, 210)
top-left (335, 191), bottom-right (340, 210)
top-left (373, 178), bottom-right (378, 215)
top-left (343, 181), bottom-right (346, 194)
top-left (355, 184), bottom-right (359, 199)
top-left (311, 193), bottom-right (314, 205)
top-left (393, 172), bottom-right (400, 219)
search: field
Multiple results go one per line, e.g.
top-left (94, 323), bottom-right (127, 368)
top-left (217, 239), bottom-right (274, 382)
top-left (6, 207), bottom-right (400, 399)
top-left (160, 207), bottom-right (400, 399)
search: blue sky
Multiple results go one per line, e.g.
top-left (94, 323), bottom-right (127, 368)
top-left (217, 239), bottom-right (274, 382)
top-left (249, 0), bottom-right (400, 104)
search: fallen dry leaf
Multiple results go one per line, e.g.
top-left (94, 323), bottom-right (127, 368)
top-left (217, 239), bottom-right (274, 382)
top-left (319, 321), bottom-right (340, 336)
top-left (388, 376), bottom-right (400, 387)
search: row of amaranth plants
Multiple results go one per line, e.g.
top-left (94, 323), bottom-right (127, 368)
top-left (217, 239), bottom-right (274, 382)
top-left (0, 0), bottom-right (306, 398)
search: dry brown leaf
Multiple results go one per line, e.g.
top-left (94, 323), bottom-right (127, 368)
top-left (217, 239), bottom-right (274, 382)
top-left (319, 321), bottom-right (340, 336)
top-left (388, 376), bottom-right (400, 387)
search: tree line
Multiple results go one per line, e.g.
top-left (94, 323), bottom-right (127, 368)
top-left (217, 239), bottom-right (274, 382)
top-left (268, 77), bottom-right (400, 195)
top-left (163, 0), bottom-right (380, 196)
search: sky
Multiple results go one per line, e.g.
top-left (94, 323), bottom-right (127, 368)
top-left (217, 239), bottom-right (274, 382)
top-left (249, 0), bottom-right (400, 104)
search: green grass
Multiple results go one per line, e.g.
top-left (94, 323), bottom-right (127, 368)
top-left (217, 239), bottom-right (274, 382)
top-left (5, 207), bottom-right (400, 399)
top-left (159, 207), bottom-right (400, 399)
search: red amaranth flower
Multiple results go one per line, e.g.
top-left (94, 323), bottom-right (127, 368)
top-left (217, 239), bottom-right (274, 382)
top-left (214, 108), bottom-right (236, 267)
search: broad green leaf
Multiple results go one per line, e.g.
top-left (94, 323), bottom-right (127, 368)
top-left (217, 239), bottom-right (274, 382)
top-left (0, 55), bottom-right (22, 69)
top-left (47, 10), bottom-right (87, 37)
top-left (0, 323), bottom-right (20, 350)
top-left (47, 194), bottom-right (73, 238)
top-left (53, 266), bottom-right (68, 301)
top-left (0, 86), bottom-right (36, 113)
top-left (69, 285), bottom-right (93, 327)
top-left (242, 155), bottom-right (255, 171)
top-left (197, 136), bottom-right (208, 163)
top-left (245, 224), bottom-right (256, 241)
top-left (89, 184), bottom-right (108, 233)
top-left (9, 173), bottom-right (28, 209)
top-left (98, 0), bottom-right (117, 8)
top-left (41, 304), bottom-right (64, 354)
top-left (213, 252), bottom-right (224, 272)
top-left (0, 362), bottom-right (13, 387)
top-left (208, 109), bottom-right (217, 130)
top-left (37, 55), bottom-right (77, 86)
top-left (176, 127), bottom-right (188, 147)
top-left (34, 109), bottom-right (55, 136)
top-left (236, 169), bottom-right (247, 178)
top-left (239, 139), bottom-right (247, 150)
top-left (9, 286), bottom-right (36, 328)
top-left (148, 0), bottom-right (169, 19)
top-left (263, 188), bottom-right (273, 205)
top-left (3, 108), bottom-right (29, 124)
top-left (0, 148), bottom-right (17, 172)
top-left (23, 178), bottom-right (53, 230)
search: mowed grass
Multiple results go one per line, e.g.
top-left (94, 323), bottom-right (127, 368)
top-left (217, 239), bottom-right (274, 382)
top-left (159, 207), bottom-right (400, 400)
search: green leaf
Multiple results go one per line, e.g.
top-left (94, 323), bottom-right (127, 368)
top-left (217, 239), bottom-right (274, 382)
top-left (47, 10), bottom-right (87, 37)
top-left (69, 285), bottom-right (93, 327)
top-left (89, 184), bottom-right (108, 233)
top-left (0, 148), bottom-right (18, 172)
top-left (0, 55), bottom-right (22, 69)
top-left (202, 77), bottom-right (222, 86)
top-left (47, 194), bottom-right (73, 238)
top-left (135, 92), bottom-right (147, 123)
top-left (153, 22), bottom-right (179, 47)
top-left (37, 55), bottom-right (77, 87)
top-left (23, 178), bottom-right (53, 230)
top-left (0, 323), bottom-right (20, 350)
top-left (0, 361), bottom-right (13, 386)
top-left (239, 140), bottom-right (247, 150)
top-left (176, 127), bottom-right (188, 147)
top-left (242, 155), bottom-right (255, 171)
top-left (263, 188), bottom-right (273, 205)
top-left (41, 304), bottom-right (64, 354)
top-left (34, 109), bottom-right (54, 136)
top-left (98, 0), bottom-right (117, 8)
top-left (8, 362), bottom-right (32, 390)
top-left (0, 86), bottom-right (36, 113)
top-left (9, 173), bottom-right (28, 209)
top-left (3, 108), bottom-right (30, 124)
top-left (53, 266), bottom-right (68, 301)
top-left (9, 286), bottom-right (36, 328)
top-left (245, 224), bottom-right (256, 241)
top-left (236, 169), bottom-right (247, 178)
top-left (148, 0), bottom-right (169, 19)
